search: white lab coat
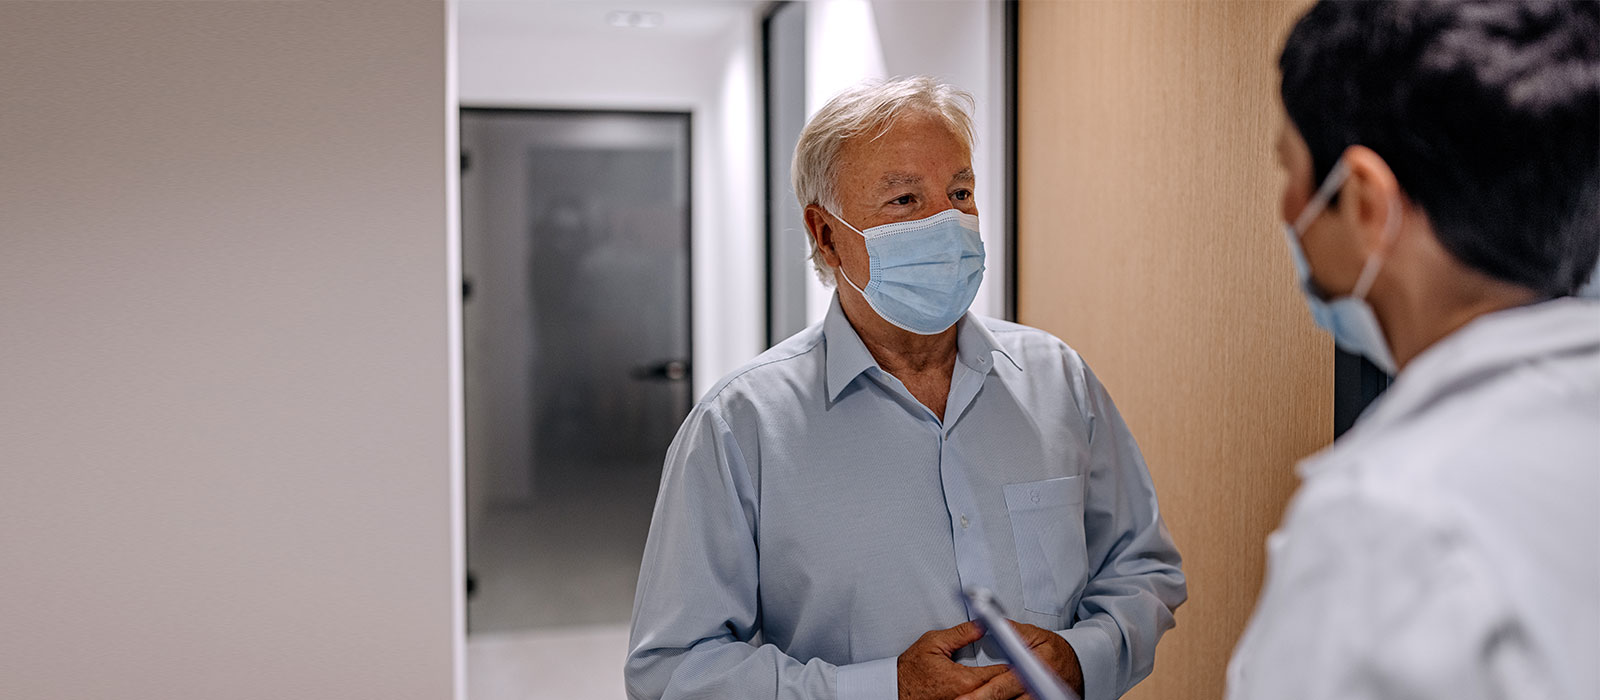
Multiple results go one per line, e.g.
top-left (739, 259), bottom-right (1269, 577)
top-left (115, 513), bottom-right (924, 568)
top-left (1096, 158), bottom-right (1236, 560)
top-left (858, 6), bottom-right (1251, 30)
top-left (1227, 298), bottom-right (1600, 700)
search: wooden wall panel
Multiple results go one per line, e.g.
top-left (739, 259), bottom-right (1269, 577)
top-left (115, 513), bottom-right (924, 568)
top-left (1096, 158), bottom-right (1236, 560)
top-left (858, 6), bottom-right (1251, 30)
top-left (1017, 2), bottom-right (1327, 698)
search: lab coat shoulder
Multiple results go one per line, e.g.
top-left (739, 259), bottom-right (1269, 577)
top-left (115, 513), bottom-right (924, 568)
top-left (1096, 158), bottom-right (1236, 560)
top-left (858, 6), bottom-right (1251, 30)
top-left (1307, 301), bottom-right (1600, 567)
top-left (1234, 465), bottom-right (1533, 700)
top-left (1232, 299), bottom-right (1600, 700)
top-left (1238, 414), bottom-right (1554, 699)
top-left (1300, 298), bottom-right (1600, 532)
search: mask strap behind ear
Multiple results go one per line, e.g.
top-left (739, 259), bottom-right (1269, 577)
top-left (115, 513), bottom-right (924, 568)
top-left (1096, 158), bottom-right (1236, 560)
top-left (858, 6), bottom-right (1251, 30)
top-left (1294, 159), bottom-right (1352, 234)
top-left (822, 208), bottom-right (870, 294)
top-left (1351, 192), bottom-right (1402, 299)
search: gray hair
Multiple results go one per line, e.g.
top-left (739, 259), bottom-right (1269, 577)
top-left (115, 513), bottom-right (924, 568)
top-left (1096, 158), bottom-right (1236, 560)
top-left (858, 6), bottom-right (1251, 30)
top-left (791, 76), bottom-right (976, 286)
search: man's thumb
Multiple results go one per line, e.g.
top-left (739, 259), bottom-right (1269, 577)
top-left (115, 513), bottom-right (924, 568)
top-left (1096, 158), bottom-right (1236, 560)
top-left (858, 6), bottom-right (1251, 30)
top-left (932, 620), bottom-right (986, 652)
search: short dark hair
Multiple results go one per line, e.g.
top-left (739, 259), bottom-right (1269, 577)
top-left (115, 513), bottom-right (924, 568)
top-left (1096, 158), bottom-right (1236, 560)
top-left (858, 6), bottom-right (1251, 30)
top-left (1279, 0), bottom-right (1599, 297)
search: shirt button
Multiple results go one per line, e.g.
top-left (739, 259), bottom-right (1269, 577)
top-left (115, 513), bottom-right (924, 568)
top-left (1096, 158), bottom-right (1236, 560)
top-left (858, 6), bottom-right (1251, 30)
top-left (960, 515), bottom-right (970, 529)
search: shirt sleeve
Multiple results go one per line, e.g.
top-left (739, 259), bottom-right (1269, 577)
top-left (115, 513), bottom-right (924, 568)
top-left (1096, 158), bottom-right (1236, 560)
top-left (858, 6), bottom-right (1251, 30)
top-left (1225, 486), bottom-right (1546, 700)
top-left (626, 403), bottom-right (891, 700)
top-left (1063, 365), bottom-right (1188, 700)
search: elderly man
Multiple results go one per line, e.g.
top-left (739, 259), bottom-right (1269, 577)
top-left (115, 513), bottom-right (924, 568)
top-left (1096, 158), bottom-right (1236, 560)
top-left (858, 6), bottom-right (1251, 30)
top-left (626, 77), bottom-right (1185, 700)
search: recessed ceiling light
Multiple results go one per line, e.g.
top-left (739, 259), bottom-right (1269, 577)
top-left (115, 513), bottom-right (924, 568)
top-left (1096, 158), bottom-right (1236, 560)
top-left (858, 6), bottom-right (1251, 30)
top-left (606, 10), bottom-right (663, 29)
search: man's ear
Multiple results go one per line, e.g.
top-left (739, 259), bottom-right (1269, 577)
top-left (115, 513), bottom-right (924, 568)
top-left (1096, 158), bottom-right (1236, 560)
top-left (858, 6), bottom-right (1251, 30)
top-left (803, 205), bottom-right (843, 268)
top-left (1337, 145), bottom-right (1405, 257)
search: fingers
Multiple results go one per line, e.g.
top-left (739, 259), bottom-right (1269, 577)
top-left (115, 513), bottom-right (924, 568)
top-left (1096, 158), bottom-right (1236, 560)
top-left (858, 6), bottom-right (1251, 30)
top-left (1003, 618), bottom-right (1042, 641)
top-left (972, 663), bottom-right (1009, 683)
top-left (952, 620), bottom-right (986, 646)
top-left (954, 669), bottom-right (1024, 700)
top-left (923, 619), bottom-right (985, 653)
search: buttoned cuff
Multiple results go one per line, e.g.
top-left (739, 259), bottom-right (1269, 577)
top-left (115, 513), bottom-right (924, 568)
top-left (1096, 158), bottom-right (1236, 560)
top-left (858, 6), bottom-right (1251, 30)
top-left (1057, 625), bottom-right (1115, 700)
top-left (835, 656), bottom-right (897, 700)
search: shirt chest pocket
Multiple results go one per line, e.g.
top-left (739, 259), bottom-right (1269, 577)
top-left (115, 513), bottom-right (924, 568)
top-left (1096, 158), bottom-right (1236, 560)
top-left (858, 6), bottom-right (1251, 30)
top-left (1004, 476), bottom-right (1087, 619)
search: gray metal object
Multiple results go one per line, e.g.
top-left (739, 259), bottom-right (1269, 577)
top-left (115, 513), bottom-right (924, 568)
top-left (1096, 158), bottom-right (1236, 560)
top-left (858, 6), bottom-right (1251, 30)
top-left (962, 587), bottom-right (1079, 700)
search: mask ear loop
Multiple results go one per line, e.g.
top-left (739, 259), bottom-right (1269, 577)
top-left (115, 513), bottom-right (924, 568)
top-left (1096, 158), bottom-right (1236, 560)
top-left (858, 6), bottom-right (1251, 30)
top-left (1350, 191), bottom-right (1401, 300)
top-left (1293, 159), bottom-right (1352, 235)
top-left (837, 265), bottom-right (869, 296)
top-left (826, 208), bottom-right (867, 238)
top-left (824, 208), bottom-right (874, 295)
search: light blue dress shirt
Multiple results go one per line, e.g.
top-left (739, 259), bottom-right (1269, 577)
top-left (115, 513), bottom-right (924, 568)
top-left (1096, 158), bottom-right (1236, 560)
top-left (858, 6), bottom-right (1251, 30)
top-left (626, 296), bottom-right (1186, 700)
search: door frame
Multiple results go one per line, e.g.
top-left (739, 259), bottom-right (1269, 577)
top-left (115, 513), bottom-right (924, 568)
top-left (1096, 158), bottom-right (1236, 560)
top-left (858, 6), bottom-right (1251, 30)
top-left (456, 107), bottom-right (697, 627)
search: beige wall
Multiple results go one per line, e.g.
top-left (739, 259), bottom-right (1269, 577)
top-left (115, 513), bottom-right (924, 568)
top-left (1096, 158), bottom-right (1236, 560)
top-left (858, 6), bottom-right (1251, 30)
top-left (1017, 2), bottom-right (1326, 698)
top-left (0, 3), bottom-right (459, 698)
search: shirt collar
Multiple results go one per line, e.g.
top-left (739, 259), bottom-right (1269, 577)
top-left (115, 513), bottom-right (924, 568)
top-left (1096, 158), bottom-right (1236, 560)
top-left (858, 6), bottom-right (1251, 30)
top-left (823, 294), bottom-right (1021, 401)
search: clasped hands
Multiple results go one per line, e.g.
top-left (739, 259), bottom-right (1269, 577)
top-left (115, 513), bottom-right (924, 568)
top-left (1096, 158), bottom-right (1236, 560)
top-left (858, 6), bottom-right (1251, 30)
top-left (896, 619), bottom-right (1084, 700)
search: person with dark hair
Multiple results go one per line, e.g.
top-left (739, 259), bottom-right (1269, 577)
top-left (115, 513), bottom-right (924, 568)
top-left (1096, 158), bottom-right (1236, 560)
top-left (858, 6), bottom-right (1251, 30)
top-left (1227, 2), bottom-right (1599, 699)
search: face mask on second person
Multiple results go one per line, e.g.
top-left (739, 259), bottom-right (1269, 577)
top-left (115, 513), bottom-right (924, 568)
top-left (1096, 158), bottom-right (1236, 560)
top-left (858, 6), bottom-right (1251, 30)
top-left (831, 207), bottom-right (986, 335)
top-left (1282, 157), bottom-right (1399, 374)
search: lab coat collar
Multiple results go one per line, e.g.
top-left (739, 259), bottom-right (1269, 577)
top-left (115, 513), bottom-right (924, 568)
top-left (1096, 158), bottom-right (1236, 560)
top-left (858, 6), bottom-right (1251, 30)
top-left (1305, 297), bottom-right (1600, 475)
top-left (823, 294), bottom-right (1019, 402)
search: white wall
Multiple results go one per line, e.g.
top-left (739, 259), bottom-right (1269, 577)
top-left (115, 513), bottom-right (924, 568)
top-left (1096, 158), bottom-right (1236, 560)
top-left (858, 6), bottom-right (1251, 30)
top-left (458, 1), bottom-right (765, 402)
top-left (0, 3), bottom-right (461, 699)
top-left (802, 0), bottom-right (1011, 323)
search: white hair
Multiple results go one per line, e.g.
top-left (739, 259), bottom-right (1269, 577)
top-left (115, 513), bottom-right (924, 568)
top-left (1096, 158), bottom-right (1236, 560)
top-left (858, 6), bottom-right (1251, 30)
top-left (790, 76), bottom-right (976, 286)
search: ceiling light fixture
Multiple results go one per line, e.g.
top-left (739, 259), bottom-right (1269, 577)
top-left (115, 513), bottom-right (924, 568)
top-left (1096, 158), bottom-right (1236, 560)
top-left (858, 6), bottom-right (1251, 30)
top-left (606, 10), bottom-right (663, 29)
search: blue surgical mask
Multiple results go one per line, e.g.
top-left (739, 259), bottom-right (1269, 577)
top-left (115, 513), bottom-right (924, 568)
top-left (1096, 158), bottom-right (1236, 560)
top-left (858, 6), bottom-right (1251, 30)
top-left (1283, 158), bottom-right (1399, 375)
top-left (831, 207), bottom-right (985, 335)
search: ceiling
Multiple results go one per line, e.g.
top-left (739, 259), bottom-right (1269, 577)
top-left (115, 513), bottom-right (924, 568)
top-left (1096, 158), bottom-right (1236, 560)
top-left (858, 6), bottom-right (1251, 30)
top-left (458, 0), bottom-right (769, 40)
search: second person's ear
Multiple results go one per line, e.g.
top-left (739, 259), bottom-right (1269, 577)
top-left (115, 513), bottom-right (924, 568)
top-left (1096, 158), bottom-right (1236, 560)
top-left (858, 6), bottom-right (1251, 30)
top-left (1338, 145), bottom-right (1406, 255)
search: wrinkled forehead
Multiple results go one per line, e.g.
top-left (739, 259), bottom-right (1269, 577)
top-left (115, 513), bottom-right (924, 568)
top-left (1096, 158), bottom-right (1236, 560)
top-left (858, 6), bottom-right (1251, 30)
top-left (832, 112), bottom-right (973, 179)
